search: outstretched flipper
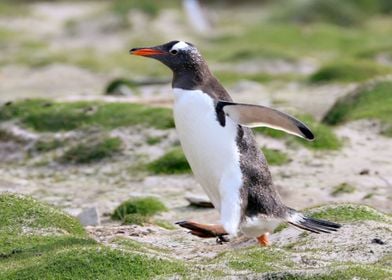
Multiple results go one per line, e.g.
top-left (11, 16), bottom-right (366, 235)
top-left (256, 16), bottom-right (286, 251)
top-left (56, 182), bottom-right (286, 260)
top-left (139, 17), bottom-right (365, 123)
top-left (216, 101), bottom-right (315, 141)
top-left (176, 221), bottom-right (229, 243)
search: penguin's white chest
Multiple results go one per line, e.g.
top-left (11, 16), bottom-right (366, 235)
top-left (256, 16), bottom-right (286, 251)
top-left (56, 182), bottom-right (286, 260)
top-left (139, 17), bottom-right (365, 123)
top-left (173, 88), bottom-right (243, 235)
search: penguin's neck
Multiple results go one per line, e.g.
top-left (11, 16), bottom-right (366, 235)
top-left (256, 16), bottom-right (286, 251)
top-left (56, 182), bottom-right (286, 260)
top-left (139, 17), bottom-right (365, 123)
top-left (171, 61), bottom-right (211, 90)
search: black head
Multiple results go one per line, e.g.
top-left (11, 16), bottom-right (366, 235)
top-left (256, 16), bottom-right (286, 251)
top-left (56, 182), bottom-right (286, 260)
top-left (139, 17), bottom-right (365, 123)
top-left (130, 40), bottom-right (206, 73)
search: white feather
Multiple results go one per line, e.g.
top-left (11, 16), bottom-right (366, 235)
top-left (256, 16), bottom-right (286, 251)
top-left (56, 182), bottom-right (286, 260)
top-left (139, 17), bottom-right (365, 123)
top-left (173, 88), bottom-right (243, 235)
top-left (240, 216), bottom-right (282, 237)
top-left (171, 41), bottom-right (190, 51)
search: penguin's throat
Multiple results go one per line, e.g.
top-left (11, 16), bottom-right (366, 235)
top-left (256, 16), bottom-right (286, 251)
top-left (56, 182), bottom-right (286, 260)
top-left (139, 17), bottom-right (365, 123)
top-left (172, 64), bottom-right (211, 90)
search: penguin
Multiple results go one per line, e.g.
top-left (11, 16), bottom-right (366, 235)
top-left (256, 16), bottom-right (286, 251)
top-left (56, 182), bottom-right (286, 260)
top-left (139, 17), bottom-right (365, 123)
top-left (130, 41), bottom-right (341, 246)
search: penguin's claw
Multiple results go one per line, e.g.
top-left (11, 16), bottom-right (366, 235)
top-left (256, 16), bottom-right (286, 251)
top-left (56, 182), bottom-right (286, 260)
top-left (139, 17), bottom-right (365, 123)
top-left (216, 235), bottom-right (230, 244)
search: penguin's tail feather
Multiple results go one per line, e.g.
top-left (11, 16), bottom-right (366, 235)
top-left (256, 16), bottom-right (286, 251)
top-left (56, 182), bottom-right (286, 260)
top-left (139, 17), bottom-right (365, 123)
top-left (286, 209), bottom-right (341, 234)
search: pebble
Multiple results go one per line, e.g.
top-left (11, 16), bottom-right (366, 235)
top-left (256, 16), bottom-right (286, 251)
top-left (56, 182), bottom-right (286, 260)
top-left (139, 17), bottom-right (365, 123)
top-left (77, 207), bottom-right (101, 226)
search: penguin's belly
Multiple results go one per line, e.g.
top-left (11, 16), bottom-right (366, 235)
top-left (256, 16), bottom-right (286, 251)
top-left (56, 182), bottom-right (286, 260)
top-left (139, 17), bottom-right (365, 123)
top-left (173, 88), bottom-right (243, 231)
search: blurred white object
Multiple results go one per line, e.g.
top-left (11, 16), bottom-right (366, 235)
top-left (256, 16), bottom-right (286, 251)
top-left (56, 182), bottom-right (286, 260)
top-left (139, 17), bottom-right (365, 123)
top-left (183, 0), bottom-right (211, 33)
top-left (77, 207), bottom-right (100, 226)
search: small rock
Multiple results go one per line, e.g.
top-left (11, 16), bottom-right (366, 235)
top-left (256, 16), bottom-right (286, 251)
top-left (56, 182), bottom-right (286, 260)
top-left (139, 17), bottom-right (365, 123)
top-left (77, 207), bottom-right (100, 226)
top-left (371, 238), bottom-right (385, 245)
top-left (359, 169), bottom-right (370, 175)
top-left (185, 195), bottom-right (214, 208)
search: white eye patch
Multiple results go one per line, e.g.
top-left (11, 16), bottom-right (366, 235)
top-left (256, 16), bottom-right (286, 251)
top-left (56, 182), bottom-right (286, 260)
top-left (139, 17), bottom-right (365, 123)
top-left (170, 41), bottom-right (190, 52)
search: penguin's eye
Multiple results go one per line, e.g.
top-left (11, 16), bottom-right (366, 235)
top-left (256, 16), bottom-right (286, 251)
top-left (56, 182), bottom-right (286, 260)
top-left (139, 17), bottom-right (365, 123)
top-left (170, 49), bottom-right (178, 55)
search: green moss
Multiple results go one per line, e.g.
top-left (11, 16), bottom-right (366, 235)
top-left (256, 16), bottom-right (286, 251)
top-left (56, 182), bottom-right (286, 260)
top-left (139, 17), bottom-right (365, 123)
top-left (272, 0), bottom-right (372, 27)
top-left (253, 127), bottom-right (286, 139)
top-left (0, 235), bottom-right (95, 261)
top-left (0, 27), bottom-right (19, 44)
top-left (2, 246), bottom-right (187, 280)
top-left (309, 60), bottom-right (391, 83)
top-left (214, 71), bottom-right (301, 84)
top-left (0, 99), bottom-right (174, 132)
top-left (146, 136), bottom-right (162, 145)
top-left (307, 204), bottom-right (390, 223)
top-left (331, 183), bottom-right (356, 196)
top-left (363, 193), bottom-right (374, 199)
top-left (323, 81), bottom-right (392, 136)
top-left (297, 115), bottom-right (342, 150)
top-left (111, 197), bottom-right (167, 223)
top-left (122, 214), bottom-right (149, 225)
top-left (146, 147), bottom-right (191, 175)
top-left (216, 246), bottom-right (293, 273)
top-left (204, 20), bottom-right (392, 65)
top-left (111, 0), bottom-right (178, 17)
top-left (262, 147), bottom-right (290, 166)
top-left (275, 203), bottom-right (390, 234)
top-left (60, 137), bottom-right (122, 164)
top-left (277, 265), bottom-right (391, 280)
top-left (112, 237), bottom-right (171, 254)
top-left (0, 193), bottom-right (86, 237)
top-left (33, 139), bottom-right (64, 152)
top-left (154, 219), bottom-right (176, 230)
top-left (273, 223), bottom-right (288, 233)
top-left (0, 2), bottom-right (28, 17)
top-left (356, 44), bottom-right (392, 59)
top-left (0, 193), bottom-right (187, 279)
top-left (255, 115), bottom-right (342, 150)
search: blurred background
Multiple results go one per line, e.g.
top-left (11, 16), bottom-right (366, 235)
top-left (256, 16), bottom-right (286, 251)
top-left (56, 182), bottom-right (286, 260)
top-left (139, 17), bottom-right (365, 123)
top-left (0, 0), bottom-right (391, 225)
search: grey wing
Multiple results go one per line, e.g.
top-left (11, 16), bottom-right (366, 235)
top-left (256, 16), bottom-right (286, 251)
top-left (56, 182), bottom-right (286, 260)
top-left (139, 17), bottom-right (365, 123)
top-left (216, 101), bottom-right (314, 141)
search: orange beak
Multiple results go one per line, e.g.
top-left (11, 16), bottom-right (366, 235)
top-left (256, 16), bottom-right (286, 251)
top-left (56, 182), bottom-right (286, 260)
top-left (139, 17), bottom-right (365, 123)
top-left (129, 48), bottom-right (166, 56)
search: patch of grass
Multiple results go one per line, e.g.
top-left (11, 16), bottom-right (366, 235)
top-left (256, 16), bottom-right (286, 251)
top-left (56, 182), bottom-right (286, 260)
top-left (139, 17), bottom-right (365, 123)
top-left (275, 203), bottom-right (391, 234)
top-left (146, 136), bottom-right (162, 145)
top-left (146, 147), bottom-right (191, 175)
top-left (113, 237), bottom-right (171, 253)
top-left (331, 182), bottom-right (356, 196)
top-left (204, 20), bottom-right (392, 65)
top-left (272, 0), bottom-right (372, 27)
top-left (215, 71), bottom-right (301, 84)
top-left (0, 193), bottom-right (187, 279)
top-left (154, 219), bottom-right (176, 230)
top-left (60, 137), bottom-right (122, 164)
top-left (0, 193), bottom-right (86, 237)
top-left (111, 197), bottom-right (167, 224)
top-left (307, 204), bottom-right (391, 223)
top-left (273, 223), bottom-right (288, 233)
top-left (111, 0), bottom-right (177, 17)
top-left (292, 115), bottom-right (342, 150)
top-left (2, 246), bottom-right (187, 280)
top-left (0, 99), bottom-right (174, 132)
top-left (309, 60), bottom-right (391, 83)
top-left (262, 147), bottom-right (290, 166)
top-left (277, 264), bottom-right (391, 280)
top-left (323, 81), bottom-right (392, 136)
top-left (215, 246), bottom-right (293, 273)
top-left (356, 44), bottom-right (392, 59)
top-left (0, 2), bottom-right (28, 17)
top-left (363, 193), bottom-right (374, 199)
top-left (255, 115), bottom-right (342, 150)
top-left (122, 213), bottom-right (149, 225)
top-left (33, 139), bottom-right (64, 152)
top-left (0, 27), bottom-right (19, 45)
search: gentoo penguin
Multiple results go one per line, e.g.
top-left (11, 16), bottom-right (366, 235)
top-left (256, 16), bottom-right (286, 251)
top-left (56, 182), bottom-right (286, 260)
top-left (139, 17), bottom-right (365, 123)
top-left (130, 41), bottom-right (341, 245)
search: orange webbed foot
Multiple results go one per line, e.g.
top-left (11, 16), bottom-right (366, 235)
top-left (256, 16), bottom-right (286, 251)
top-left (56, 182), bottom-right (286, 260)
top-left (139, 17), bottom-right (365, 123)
top-left (257, 233), bottom-right (270, 246)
